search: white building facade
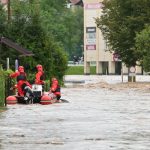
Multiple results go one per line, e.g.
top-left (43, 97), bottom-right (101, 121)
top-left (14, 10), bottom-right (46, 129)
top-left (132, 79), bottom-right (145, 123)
top-left (83, 0), bottom-right (142, 75)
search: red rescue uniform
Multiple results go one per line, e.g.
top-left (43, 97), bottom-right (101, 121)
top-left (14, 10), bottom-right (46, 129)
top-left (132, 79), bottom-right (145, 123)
top-left (10, 66), bottom-right (31, 96)
top-left (50, 78), bottom-right (61, 100)
top-left (35, 64), bottom-right (45, 85)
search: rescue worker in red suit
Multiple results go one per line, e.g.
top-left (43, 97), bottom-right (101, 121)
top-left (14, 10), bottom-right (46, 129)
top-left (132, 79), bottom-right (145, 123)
top-left (10, 66), bottom-right (32, 97)
top-left (49, 77), bottom-right (61, 101)
top-left (35, 64), bottom-right (45, 84)
top-left (35, 64), bottom-right (45, 91)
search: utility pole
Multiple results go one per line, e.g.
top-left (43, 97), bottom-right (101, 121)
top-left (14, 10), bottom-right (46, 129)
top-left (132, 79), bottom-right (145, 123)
top-left (7, 0), bottom-right (11, 22)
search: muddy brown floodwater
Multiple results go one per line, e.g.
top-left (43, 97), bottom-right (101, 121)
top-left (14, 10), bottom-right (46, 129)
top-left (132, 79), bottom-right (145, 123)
top-left (0, 82), bottom-right (150, 150)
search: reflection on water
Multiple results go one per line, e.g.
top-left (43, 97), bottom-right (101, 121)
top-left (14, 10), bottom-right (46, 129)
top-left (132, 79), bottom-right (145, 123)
top-left (0, 87), bottom-right (150, 150)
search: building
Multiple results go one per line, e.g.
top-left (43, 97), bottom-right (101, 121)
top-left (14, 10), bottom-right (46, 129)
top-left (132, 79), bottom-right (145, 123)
top-left (83, 0), bottom-right (142, 75)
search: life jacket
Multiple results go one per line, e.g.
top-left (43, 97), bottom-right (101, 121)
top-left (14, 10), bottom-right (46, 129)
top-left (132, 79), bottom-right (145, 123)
top-left (51, 79), bottom-right (61, 96)
top-left (17, 72), bottom-right (26, 82)
top-left (53, 85), bottom-right (60, 93)
top-left (40, 71), bottom-right (45, 81)
top-left (35, 71), bottom-right (45, 85)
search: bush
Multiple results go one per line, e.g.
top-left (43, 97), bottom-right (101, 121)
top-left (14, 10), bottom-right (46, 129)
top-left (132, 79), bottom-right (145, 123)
top-left (0, 71), bottom-right (5, 106)
top-left (0, 69), bottom-right (16, 107)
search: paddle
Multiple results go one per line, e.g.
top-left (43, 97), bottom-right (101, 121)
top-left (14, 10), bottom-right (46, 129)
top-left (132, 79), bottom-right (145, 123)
top-left (60, 99), bottom-right (69, 103)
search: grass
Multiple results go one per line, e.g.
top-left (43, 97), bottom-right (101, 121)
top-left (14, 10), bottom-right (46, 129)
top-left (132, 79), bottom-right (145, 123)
top-left (65, 66), bottom-right (96, 75)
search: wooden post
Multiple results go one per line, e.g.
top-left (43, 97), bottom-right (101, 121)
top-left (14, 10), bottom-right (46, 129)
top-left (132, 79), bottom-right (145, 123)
top-left (15, 59), bottom-right (18, 71)
top-left (6, 57), bottom-right (10, 70)
top-left (121, 68), bottom-right (123, 82)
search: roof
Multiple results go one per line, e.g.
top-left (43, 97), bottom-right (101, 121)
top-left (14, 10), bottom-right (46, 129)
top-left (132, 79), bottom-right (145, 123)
top-left (70, 0), bottom-right (83, 6)
top-left (0, 37), bottom-right (34, 56)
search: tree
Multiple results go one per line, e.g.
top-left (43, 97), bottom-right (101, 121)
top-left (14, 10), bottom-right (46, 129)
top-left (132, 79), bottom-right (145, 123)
top-left (40, 0), bottom-right (84, 60)
top-left (0, 3), bottom-right (6, 37)
top-left (63, 6), bottom-right (84, 60)
top-left (0, 3), bottom-right (7, 66)
top-left (135, 25), bottom-right (150, 72)
top-left (0, 0), bottom-right (68, 80)
top-left (95, 0), bottom-right (150, 67)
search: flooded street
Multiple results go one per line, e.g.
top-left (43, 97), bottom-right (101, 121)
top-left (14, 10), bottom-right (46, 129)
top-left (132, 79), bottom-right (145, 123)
top-left (0, 76), bottom-right (150, 150)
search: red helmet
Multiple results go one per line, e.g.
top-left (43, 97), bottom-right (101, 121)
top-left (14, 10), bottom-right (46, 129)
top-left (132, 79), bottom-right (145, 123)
top-left (36, 64), bottom-right (43, 71)
top-left (18, 66), bottom-right (24, 73)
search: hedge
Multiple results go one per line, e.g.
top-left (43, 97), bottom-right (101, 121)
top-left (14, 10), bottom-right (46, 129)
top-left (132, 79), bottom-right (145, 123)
top-left (0, 71), bottom-right (5, 106)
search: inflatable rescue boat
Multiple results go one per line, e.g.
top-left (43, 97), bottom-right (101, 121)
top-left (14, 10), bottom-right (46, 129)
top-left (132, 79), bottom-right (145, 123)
top-left (6, 84), bottom-right (58, 105)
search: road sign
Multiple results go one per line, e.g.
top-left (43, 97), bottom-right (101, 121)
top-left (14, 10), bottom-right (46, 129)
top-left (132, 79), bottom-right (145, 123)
top-left (130, 66), bottom-right (136, 73)
top-left (129, 66), bottom-right (136, 76)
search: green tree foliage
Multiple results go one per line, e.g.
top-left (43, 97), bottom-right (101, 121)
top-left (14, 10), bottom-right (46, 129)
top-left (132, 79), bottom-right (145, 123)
top-left (40, 0), bottom-right (83, 60)
top-left (135, 25), bottom-right (150, 72)
top-left (63, 7), bottom-right (84, 60)
top-left (95, 0), bottom-right (150, 67)
top-left (0, 3), bottom-right (7, 66)
top-left (0, 0), bottom-right (67, 80)
top-left (0, 4), bottom-right (6, 37)
top-left (0, 72), bottom-right (5, 106)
